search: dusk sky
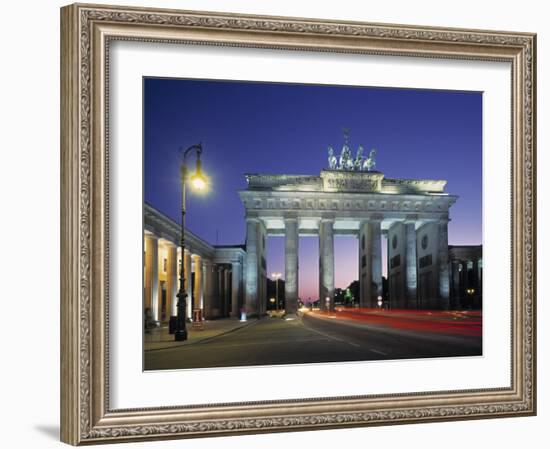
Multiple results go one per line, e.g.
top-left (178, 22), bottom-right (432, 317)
top-left (144, 78), bottom-right (482, 300)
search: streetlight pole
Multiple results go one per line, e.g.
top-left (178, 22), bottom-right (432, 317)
top-left (275, 277), bottom-right (279, 312)
top-left (175, 143), bottom-right (205, 342)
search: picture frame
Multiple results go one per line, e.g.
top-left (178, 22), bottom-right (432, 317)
top-left (60, 2), bottom-right (536, 445)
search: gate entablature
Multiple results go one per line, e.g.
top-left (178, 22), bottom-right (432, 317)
top-left (239, 170), bottom-right (457, 230)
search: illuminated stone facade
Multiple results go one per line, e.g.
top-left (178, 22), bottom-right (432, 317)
top-left (239, 169), bottom-right (458, 312)
top-left (143, 204), bottom-right (245, 324)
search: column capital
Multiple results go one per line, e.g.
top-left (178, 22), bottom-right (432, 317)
top-left (404, 214), bottom-right (419, 224)
top-left (144, 232), bottom-right (159, 241)
top-left (283, 214), bottom-right (299, 222)
top-left (163, 238), bottom-right (178, 248)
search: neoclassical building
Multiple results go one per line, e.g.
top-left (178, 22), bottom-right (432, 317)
top-left (449, 245), bottom-right (483, 309)
top-left (239, 169), bottom-right (458, 314)
top-left (143, 204), bottom-right (245, 325)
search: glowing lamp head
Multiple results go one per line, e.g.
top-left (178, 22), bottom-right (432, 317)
top-left (190, 173), bottom-right (207, 191)
top-left (189, 157), bottom-right (208, 192)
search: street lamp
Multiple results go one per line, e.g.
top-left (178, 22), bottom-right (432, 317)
top-left (271, 272), bottom-right (282, 312)
top-left (174, 143), bottom-right (208, 342)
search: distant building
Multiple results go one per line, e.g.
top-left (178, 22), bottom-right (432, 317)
top-left (449, 245), bottom-right (482, 309)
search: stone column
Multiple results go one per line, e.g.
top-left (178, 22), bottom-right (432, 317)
top-left (203, 260), bottom-right (213, 319)
top-left (167, 243), bottom-right (178, 317)
top-left (319, 219), bottom-right (335, 311)
top-left (451, 260), bottom-right (461, 308)
top-left (144, 234), bottom-right (159, 322)
top-left (360, 220), bottom-right (382, 308)
top-left (209, 264), bottom-right (220, 318)
top-left (244, 218), bottom-right (259, 316)
top-left (184, 250), bottom-right (192, 320)
top-left (219, 268), bottom-right (225, 317)
top-left (479, 258), bottom-right (483, 276)
top-left (458, 261), bottom-right (464, 299)
top-left (258, 221), bottom-right (267, 316)
top-left (231, 261), bottom-right (241, 317)
top-left (438, 218), bottom-right (450, 309)
top-left (371, 220), bottom-right (382, 300)
top-left (193, 254), bottom-right (203, 318)
top-left (201, 262), bottom-right (206, 313)
top-left (359, 221), bottom-right (369, 308)
top-left (405, 220), bottom-right (418, 308)
top-left (224, 268), bottom-right (231, 317)
top-left (284, 217), bottom-right (299, 315)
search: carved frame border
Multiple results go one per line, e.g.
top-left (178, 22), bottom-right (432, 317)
top-left (60, 3), bottom-right (536, 445)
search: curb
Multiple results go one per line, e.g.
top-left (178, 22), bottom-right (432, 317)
top-left (145, 319), bottom-right (258, 352)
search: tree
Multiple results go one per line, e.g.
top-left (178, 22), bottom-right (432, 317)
top-left (344, 288), bottom-right (354, 305)
top-left (334, 288), bottom-right (345, 304)
top-left (347, 280), bottom-right (359, 305)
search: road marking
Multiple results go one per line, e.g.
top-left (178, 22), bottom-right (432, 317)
top-left (303, 324), bottom-right (347, 344)
top-left (369, 349), bottom-right (387, 356)
top-left (348, 342), bottom-right (361, 348)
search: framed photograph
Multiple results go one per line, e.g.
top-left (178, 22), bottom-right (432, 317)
top-left (60, 3), bottom-right (536, 445)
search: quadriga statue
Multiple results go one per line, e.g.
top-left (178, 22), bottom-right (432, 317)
top-left (363, 148), bottom-right (377, 171)
top-left (327, 146), bottom-right (338, 170)
top-left (354, 146), bottom-right (364, 171)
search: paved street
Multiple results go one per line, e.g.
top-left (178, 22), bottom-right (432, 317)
top-left (144, 310), bottom-right (482, 371)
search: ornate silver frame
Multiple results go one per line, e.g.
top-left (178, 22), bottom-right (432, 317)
top-left (60, 3), bottom-right (536, 445)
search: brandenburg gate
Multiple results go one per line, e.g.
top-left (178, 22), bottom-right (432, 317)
top-left (239, 139), bottom-right (457, 316)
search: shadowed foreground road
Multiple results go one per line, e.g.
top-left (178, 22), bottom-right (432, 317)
top-left (144, 311), bottom-right (482, 371)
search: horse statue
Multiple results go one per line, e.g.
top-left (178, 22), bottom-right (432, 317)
top-left (354, 146), bottom-right (364, 171)
top-left (339, 143), bottom-right (353, 170)
top-left (327, 146), bottom-right (338, 170)
top-left (362, 148), bottom-right (377, 171)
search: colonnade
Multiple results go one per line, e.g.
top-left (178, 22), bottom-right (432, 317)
top-left (143, 233), bottom-right (242, 325)
top-left (244, 216), bottom-right (451, 314)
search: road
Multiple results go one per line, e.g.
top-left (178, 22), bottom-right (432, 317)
top-left (144, 311), bottom-right (482, 371)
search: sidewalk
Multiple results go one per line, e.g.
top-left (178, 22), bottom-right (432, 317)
top-left (144, 318), bottom-right (255, 351)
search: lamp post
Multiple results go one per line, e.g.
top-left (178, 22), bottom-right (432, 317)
top-left (271, 272), bottom-right (281, 312)
top-left (174, 143), bottom-right (208, 342)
